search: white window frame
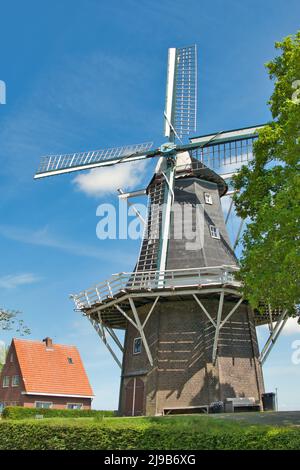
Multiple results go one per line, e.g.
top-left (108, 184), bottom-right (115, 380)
top-left (66, 403), bottom-right (83, 410)
top-left (35, 401), bottom-right (53, 409)
top-left (204, 192), bottom-right (213, 205)
top-left (2, 376), bottom-right (9, 388)
top-left (12, 375), bottom-right (20, 387)
top-left (133, 337), bottom-right (142, 355)
top-left (209, 225), bottom-right (220, 239)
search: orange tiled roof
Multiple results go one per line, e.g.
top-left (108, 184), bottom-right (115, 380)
top-left (13, 338), bottom-right (94, 397)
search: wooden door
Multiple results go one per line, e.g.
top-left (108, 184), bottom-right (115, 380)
top-left (124, 377), bottom-right (145, 416)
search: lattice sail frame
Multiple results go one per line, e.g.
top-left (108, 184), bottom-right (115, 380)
top-left (189, 125), bottom-right (265, 176)
top-left (34, 142), bottom-right (153, 179)
top-left (164, 45), bottom-right (197, 141)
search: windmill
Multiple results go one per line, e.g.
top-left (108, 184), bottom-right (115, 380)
top-left (35, 45), bottom-right (289, 416)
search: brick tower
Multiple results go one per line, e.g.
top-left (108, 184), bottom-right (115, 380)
top-left (117, 153), bottom-right (264, 415)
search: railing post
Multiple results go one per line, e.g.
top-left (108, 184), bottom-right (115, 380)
top-left (107, 281), bottom-right (113, 298)
top-left (84, 292), bottom-right (91, 307)
top-left (95, 287), bottom-right (102, 303)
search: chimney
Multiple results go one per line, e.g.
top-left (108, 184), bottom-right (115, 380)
top-left (43, 337), bottom-right (53, 349)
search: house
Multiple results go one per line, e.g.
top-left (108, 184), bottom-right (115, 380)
top-left (0, 337), bottom-right (94, 410)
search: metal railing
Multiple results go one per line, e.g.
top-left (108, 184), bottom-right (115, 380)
top-left (72, 265), bottom-right (240, 310)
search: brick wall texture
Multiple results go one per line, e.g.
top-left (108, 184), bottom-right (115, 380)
top-left (119, 298), bottom-right (265, 416)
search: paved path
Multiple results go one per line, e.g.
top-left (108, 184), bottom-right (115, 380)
top-left (211, 411), bottom-right (300, 427)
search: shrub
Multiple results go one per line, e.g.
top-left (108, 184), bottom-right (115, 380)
top-left (1, 406), bottom-right (115, 420)
top-left (0, 416), bottom-right (299, 450)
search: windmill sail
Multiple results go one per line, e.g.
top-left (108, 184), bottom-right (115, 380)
top-left (34, 142), bottom-right (154, 179)
top-left (164, 45), bottom-right (197, 141)
top-left (189, 125), bottom-right (265, 176)
top-left (189, 125), bottom-right (265, 249)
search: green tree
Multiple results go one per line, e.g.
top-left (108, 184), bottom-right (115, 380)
top-left (233, 32), bottom-right (300, 316)
top-left (0, 308), bottom-right (30, 336)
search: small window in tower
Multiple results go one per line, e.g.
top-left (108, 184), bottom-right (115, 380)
top-left (67, 357), bottom-right (74, 364)
top-left (204, 192), bottom-right (213, 204)
top-left (133, 337), bottom-right (142, 355)
top-left (10, 354), bottom-right (13, 363)
top-left (210, 225), bottom-right (220, 239)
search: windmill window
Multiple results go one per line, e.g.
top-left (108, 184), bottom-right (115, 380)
top-left (133, 337), bottom-right (142, 355)
top-left (2, 376), bottom-right (9, 388)
top-left (210, 225), bottom-right (220, 239)
top-left (204, 192), bottom-right (213, 204)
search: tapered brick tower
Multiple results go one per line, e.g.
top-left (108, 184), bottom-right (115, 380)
top-left (117, 153), bottom-right (264, 416)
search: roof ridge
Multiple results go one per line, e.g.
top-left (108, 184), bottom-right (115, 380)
top-left (13, 338), bottom-right (78, 349)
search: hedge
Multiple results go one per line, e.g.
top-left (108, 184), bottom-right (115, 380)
top-left (0, 418), bottom-right (300, 450)
top-left (1, 406), bottom-right (115, 420)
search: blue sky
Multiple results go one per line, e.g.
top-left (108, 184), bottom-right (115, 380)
top-left (0, 0), bottom-right (299, 410)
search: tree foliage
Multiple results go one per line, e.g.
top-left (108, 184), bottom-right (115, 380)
top-left (0, 308), bottom-right (30, 336)
top-left (233, 32), bottom-right (300, 315)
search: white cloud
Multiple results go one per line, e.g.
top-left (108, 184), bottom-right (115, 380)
top-left (258, 317), bottom-right (300, 337)
top-left (73, 160), bottom-right (148, 197)
top-left (0, 273), bottom-right (40, 289)
top-left (282, 317), bottom-right (300, 336)
top-left (0, 273), bottom-right (41, 289)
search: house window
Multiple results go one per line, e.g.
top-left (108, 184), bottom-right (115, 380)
top-left (209, 225), bottom-right (220, 239)
top-left (12, 375), bottom-right (20, 387)
top-left (67, 403), bottom-right (82, 410)
top-left (67, 357), bottom-right (73, 364)
top-left (10, 354), bottom-right (13, 363)
top-left (2, 376), bottom-right (9, 388)
top-left (204, 192), bottom-right (213, 204)
top-left (35, 401), bottom-right (53, 409)
top-left (133, 337), bottom-right (142, 355)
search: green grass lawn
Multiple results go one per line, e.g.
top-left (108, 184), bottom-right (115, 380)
top-left (1, 414), bottom-right (300, 449)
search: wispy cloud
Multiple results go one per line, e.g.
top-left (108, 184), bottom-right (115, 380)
top-left (0, 273), bottom-right (41, 289)
top-left (0, 224), bottom-right (134, 264)
top-left (73, 160), bottom-right (148, 197)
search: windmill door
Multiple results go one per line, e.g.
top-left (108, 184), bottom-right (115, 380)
top-left (124, 377), bottom-right (145, 416)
